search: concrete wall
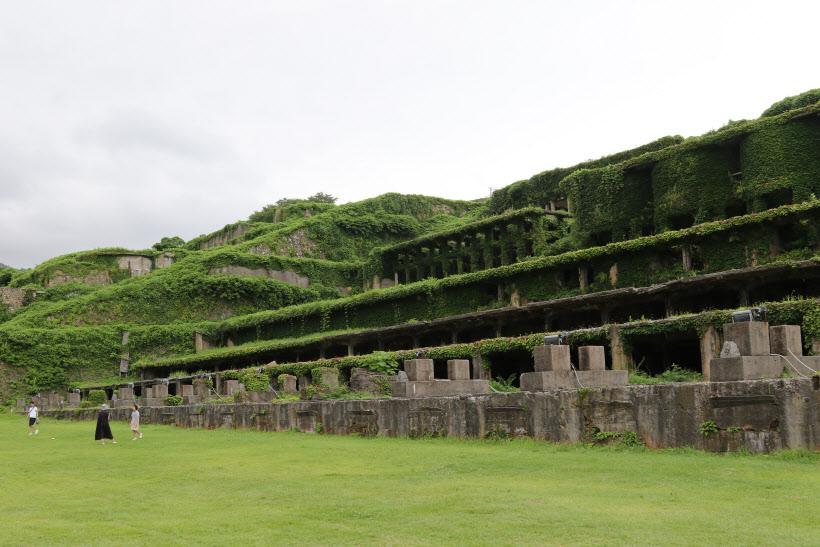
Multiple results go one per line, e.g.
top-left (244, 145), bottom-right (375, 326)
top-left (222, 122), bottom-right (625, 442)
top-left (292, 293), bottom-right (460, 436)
top-left (42, 378), bottom-right (819, 453)
top-left (207, 266), bottom-right (310, 288)
top-left (1, 287), bottom-right (28, 312)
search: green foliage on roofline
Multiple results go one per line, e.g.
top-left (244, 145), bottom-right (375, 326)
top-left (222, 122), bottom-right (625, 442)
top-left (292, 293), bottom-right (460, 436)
top-left (486, 136), bottom-right (684, 214)
top-left (760, 88), bottom-right (820, 118)
top-left (560, 103), bottom-right (820, 247)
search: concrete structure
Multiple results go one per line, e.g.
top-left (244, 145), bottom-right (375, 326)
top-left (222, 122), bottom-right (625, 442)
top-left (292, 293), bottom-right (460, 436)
top-left (711, 322), bottom-right (801, 381)
top-left (521, 345), bottom-right (628, 391)
top-left (40, 378), bottom-right (820, 453)
top-left (279, 374), bottom-right (297, 394)
top-left (393, 358), bottom-right (489, 398)
top-left (723, 322), bottom-right (770, 357)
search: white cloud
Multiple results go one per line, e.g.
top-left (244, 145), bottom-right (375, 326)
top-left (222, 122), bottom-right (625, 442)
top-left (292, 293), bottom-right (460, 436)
top-left (0, 0), bottom-right (817, 268)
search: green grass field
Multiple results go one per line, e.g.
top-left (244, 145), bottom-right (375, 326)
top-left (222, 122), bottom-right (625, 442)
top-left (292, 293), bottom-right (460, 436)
top-left (1, 412), bottom-right (817, 546)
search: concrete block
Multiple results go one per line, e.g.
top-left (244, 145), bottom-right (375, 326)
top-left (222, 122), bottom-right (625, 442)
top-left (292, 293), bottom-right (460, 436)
top-left (533, 345), bottom-right (571, 372)
top-left (16, 397), bottom-right (26, 408)
top-left (224, 380), bottom-right (239, 396)
top-left (723, 322), bottom-right (770, 356)
top-left (710, 356), bottom-right (785, 382)
top-left (578, 346), bottom-right (605, 371)
top-left (391, 379), bottom-right (489, 398)
top-left (181, 385), bottom-right (194, 397)
top-left (47, 393), bottom-right (61, 408)
top-left (67, 393), bottom-right (80, 406)
top-left (769, 325), bottom-right (802, 357)
top-left (119, 387), bottom-right (134, 400)
top-left (153, 384), bottom-right (169, 399)
top-left (519, 370), bottom-right (628, 391)
top-left (447, 359), bottom-right (470, 380)
top-left (404, 359), bottom-right (434, 381)
top-left (319, 369), bottom-right (340, 388)
top-left (279, 374), bottom-right (297, 394)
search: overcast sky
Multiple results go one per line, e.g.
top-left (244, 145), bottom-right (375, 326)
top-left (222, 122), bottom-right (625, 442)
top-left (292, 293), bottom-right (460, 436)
top-left (1, 1), bottom-right (817, 269)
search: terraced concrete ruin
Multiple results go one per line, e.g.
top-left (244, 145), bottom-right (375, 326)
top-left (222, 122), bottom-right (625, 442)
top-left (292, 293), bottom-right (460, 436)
top-left (4, 91), bottom-right (820, 451)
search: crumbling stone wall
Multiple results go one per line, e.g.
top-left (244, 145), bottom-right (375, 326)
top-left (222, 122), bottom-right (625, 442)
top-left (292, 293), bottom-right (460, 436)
top-left (46, 270), bottom-right (111, 288)
top-left (200, 224), bottom-right (253, 249)
top-left (207, 266), bottom-right (309, 288)
top-left (117, 255), bottom-right (152, 276)
top-left (0, 287), bottom-right (28, 312)
top-left (43, 378), bottom-right (820, 453)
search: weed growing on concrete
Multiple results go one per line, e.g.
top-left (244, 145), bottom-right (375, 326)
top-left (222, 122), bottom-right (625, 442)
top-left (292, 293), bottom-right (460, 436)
top-left (701, 421), bottom-right (718, 436)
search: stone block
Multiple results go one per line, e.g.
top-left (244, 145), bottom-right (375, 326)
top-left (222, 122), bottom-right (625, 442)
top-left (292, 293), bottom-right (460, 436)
top-left (16, 397), bottom-right (26, 408)
top-left (153, 384), bottom-right (169, 399)
top-left (709, 356), bottom-right (785, 382)
top-left (224, 380), bottom-right (239, 396)
top-left (67, 393), bottom-right (80, 406)
top-left (404, 359), bottom-right (434, 381)
top-left (578, 346), bottom-right (605, 371)
top-left (533, 345), bottom-right (570, 372)
top-left (769, 325), bottom-right (802, 357)
top-left (47, 393), bottom-right (61, 408)
top-left (279, 374), bottom-right (297, 394)
top-left (723, 322), bottom-right (770, 356)
top-left (391, 379), bottom-right (489, 398)
top-left (319, 369), bottom-right (340, 388)
top-left (519, 370), bottom-right (628, 391)
top-left (447, 359), bottom-right (470, 380)
top-left (181, 385), bottom-right (194, 397)
top-left (119, 387), bottom-right (134, 400)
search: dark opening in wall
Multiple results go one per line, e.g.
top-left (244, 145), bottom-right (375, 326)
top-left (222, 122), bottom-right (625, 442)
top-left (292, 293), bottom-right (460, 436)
top-left (725, 197), bottom-right (747, 218)
top-left (668, 213), bottom-right (695, 231)
top-left (432, 358), bottom-right (449, 380)
top-left (591, 231), bottom-right (612, 247)
top-left (324, 344), bottom-right (348, 359)
top-left (382, 336), bottom-right (414, 352)
top-left (484, 349), bottom-right (534, 387)
top-left (460, 323), bottom-right (497, 343)
top-left (354, 339), bottom-right (380, 356)
top-left (761, 189), bottom-right (794, 210)
top-left (491, 244), bottom-right (502, 266)
top-left (524, 238), bottom-right (534, 258)
top-left (629, 331), bottom-right (701, 376)
top-left (554, 197), bottom-right (570, 212)
top-left (462, 255), bottom-right (472, 274)
top-left (167, 383), bottom-right (177, 396)
top-left (751, 275), bottom-right (820, 304)
top-left (481, 283), bottom-right (499, 306)
top-left (609, 298), bottom-right (667, 324)
top-left (553, 308), bottom-right (602, 332)
top-left (498, 315), bottom-right (542, 337)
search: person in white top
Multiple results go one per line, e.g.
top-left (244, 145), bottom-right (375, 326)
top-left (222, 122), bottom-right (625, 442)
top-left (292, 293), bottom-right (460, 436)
top-left (28, 401), bottom-right (39, 435)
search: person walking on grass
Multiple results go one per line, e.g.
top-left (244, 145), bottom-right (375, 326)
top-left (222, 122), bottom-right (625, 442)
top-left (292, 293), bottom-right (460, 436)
top-left (95, 404), bottom-right (116, 445)
top-left (28, 401), bottom-right (39, 435)
top-left (130, 404), bottom-right (142, 440)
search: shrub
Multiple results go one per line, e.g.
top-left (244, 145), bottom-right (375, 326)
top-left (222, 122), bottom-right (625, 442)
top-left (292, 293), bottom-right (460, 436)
top-left (87, 390), bottom-right (106, 405)
top-left (164, 395), bottom-right (183, 406)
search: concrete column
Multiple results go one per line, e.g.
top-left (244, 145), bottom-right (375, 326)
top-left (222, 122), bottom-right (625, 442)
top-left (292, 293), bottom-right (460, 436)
top-left (609, 326), bottom-right (632, 371)
top-left (665, 297), bottom-right (674, 318)
top-left (699, 325), bottom-right (720, 380)
top-left (451, 330), bottom-right (459, 344)
top-left (770, 325), bottom-right (802, 357)
top-left (412, 334), bottom-right (419, 349)
top-left (738, 288), bottom-right (750, 308)
top-left (579, 266), bottom-right (589, 291)
top-left (578, 346), bottom-right (606, 371)
top-left (600, 307), bottom-right (611, 325)
top-left (404, 359), bottom-right (434, 381)
top-left (319, 345), bottom-right (326, 359)
top-left (394, 272), bottom-right (399, 285)
top-left (447, 359), bottom-right (470, 380)
top-left (377, 339), bottom-right (384, 351)
top-left (347, 342), bottom-right (355, 357)
top-left (682, 244), bottom-right (692, 272)
top-left (472, 354), bottom-right (488, 380)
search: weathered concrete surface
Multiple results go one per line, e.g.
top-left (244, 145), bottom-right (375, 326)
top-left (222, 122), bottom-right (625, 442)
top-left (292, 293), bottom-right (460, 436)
top-left (208, 266), bottom-right (309, 288)
top-left (155, 252), bottom-right (175, 269)
top-left (533, 345), bottom-right (570, 371)
top-left (392, 379), bottom-right (490, 398)
top-left (41, 378), bottom-right (820, 453)
top-left (723, 322), bottom-right (770, 356)
top-left (117, 255), bottom-right (152, 276)
top-left (46, 269), bottom-right (111, 288)
top-left (710, 356), bottom-right (785, 382)
top-left (520, 370), bottom-right (628, 391)
top-left (769, 325), bottom-right (802, 357)
top-left (1, 287), bottom-right (28, 312)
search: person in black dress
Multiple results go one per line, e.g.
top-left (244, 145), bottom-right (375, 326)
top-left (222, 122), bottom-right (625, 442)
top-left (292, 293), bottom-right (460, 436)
top-left (95, 404), bottom-right (117, 445)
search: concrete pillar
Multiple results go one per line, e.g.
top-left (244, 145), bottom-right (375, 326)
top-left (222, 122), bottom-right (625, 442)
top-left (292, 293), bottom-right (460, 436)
top-left (412, 334), bottom-right (419, 349)
top-left (181, 385), bottom-right (194, 397)
top-left (665, 297), bottom-right (674, 318)
top-left (472, 354), bottom-right (488, 380)
top-left (153, 384), bottom-right (168, 399)
top-left (319, 345), bottom-right (326, 359)
top-left (699, 325), bottom-right (720, 380)
top-left (224, 380), bottom-right (239, 396)
top-left (610, 326), bottom-right (632, 371)
top-left (723, 322), bottom-right (770, 356)
top-left (451, 330), bottom-right (459, 344)
top-left (319, 368), bottom-right (340, 388)
top-left (738, 289), bottom-right (750, 308)
top-left (67, 393), bottom-right (81, 406)
top-left (279, 374), bottom-right (297, 394)
top-left (404, 359), bottom-right (434, 381)
top-left (578, 346), bottom-right (606, 371)
top-left (533, 345), bottom-right (571, 371)
top-left (600, 307), bottom-right (611, 325)
top-left (119, 387), bottom-right (134, 400)
top-left (682, 244), bottom-right (692, 272)
top-left (447, 359), bottom-right (470, 380)
top-left (579, 265), bottom-right (589, 291)
top-left (770, 325), bottom-right (802, 357)
top-left (347, 342), bottom-right (355, 357)
top-left (195, 331), bottom-right (212, 352)
top-left (394, 272), bottom-right (399, 285)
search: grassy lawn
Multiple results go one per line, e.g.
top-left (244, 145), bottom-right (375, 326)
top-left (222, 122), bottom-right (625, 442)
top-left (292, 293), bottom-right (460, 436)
top-left (1, 412), bottom-right (817, 546)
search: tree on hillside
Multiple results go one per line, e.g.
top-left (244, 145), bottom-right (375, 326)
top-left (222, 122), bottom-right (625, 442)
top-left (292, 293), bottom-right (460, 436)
top-left (249, 193), bottom-right (338, 223)
top-left (152, 236), bottom-right (186, 251)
